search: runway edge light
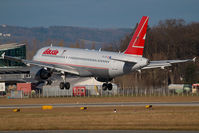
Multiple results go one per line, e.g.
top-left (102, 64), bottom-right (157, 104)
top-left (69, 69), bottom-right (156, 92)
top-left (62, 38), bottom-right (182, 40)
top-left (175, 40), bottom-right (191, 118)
top-left (80, 107), bottom-right (87, 110)
top-left (42, 105), bottom-right (53, 110)
top-left (145, 105), bottom-right (152, 109)
top-left (13, 108), bottom-right (20, 112)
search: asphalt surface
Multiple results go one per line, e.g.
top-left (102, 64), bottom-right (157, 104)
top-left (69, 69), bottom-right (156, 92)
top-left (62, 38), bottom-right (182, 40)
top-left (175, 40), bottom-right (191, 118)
top-left (1, 130), bottom-right (199, 133)
top-left (1, 101), bottom-right (199, 109)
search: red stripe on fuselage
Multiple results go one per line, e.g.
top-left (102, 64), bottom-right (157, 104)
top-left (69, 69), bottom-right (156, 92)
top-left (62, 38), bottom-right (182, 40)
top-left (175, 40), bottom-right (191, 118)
top-left (37, 60), bottom-right (109, 70)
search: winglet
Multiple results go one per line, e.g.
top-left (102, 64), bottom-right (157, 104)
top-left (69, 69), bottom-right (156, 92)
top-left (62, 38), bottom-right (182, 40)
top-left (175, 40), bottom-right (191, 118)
top-left (0, 52), bottom-right (5, 59)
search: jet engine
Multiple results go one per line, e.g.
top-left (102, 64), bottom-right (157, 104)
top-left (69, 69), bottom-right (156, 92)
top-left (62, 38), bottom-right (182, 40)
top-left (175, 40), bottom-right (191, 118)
top-left (38, 68), bottom-right (51, 80)
top-left (31, 66), bottom-right (52, 81)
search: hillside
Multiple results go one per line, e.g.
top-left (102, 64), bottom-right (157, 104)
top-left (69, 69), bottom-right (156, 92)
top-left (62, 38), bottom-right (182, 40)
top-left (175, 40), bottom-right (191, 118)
top-left (0, 25), bottom-right (131, 48)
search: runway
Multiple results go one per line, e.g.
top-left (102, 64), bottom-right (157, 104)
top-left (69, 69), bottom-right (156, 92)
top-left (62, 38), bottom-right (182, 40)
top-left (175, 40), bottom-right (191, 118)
top-left (1, 101), bottom-right (199, 109)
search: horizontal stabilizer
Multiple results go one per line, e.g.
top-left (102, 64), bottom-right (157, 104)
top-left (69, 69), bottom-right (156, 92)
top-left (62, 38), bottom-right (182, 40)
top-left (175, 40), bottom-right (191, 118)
top-left (109, 56), bottom-right (137, 63)
top-left (142, 57), bottom-right (196, 70)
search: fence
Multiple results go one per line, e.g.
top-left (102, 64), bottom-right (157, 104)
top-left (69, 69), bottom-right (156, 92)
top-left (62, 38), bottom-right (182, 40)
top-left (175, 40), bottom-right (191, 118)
top-left (42, 85), bottom-right (118, 97)
top-left (8, 86), bottom-right (199, 99)
top-left (118, 87), bottom-right (199, 97)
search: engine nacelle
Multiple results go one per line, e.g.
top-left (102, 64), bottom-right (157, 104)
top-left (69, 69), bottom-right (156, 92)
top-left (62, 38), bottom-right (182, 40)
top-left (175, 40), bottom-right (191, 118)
top-left (95, 77), bottom-right (113, 82)
top-left (34, 68), bottom-right (52, 81)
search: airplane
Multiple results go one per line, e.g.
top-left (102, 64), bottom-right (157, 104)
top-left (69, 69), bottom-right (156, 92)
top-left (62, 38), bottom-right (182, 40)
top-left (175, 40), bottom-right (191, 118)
top-left (1, 16), bottom-right (196, 90)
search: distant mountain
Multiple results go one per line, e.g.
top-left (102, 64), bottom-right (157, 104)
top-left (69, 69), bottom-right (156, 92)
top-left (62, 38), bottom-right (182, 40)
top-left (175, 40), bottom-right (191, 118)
top-left (0, 25), bottom-right (132, 49)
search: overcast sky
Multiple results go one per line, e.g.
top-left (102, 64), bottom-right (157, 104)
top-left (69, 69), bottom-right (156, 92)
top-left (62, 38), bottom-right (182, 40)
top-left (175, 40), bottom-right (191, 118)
top-left (0, 0), bottom-right (199, 28)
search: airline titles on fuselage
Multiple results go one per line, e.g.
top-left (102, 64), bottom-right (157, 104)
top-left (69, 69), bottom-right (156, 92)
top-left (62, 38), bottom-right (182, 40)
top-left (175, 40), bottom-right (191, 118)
top-left (42, 48), bottom-right (59, 55)
top-left (41, 48), bottom-right (110, 64)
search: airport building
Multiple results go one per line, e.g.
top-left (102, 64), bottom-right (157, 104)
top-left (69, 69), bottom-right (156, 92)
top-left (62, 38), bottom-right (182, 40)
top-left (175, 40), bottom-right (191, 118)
top-left (0, 43), bottom-right (30, 95)
top-left (0, 43), bottom-right (26, 67)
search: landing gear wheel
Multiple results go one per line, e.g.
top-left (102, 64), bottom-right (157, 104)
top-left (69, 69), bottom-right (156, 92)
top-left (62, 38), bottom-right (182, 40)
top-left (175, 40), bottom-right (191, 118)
top-left (64, 82), bottom-right (70, 89)
top-left (102, 83), bottom-right (112, 91)
top-left (102, 83), bottom-right (107, 91)
top-left (46, 80), bottom-right (52, 85)
top-left (59, 82), bottom-right (65, 90)
top-left (107, 83), bottom-right (113, 90)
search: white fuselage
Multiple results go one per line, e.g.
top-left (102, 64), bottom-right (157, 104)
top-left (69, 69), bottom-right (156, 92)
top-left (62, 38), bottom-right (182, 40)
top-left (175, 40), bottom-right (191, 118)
top-left (33, 46), bottom-right (149, 78)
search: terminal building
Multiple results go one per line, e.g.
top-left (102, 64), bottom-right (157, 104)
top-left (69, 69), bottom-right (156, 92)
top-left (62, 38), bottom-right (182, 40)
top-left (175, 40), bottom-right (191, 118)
top-left (0, 43), bottom-right (26, 67)
top-left (0, 43), bottom-right (30, 95)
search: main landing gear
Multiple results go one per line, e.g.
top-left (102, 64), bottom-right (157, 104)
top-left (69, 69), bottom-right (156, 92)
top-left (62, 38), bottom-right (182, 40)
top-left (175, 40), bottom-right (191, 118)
top-left (59, 82), bottom-right (70, 90)
top-left (102, 83), bottom-right (113, 91)
top-left (46, 80), bottom-right (52, 85)
top-left (59, 72), bottom-right (70, 90)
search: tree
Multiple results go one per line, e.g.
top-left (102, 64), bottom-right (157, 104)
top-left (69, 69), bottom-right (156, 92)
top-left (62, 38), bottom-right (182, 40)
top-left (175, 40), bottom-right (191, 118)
top-left (58, 40), bottom-right (64, 47)
top-left (75, 40), bottom-right (80, 48)
top-left (113, 19), bottom-right (199, 89)
top-left (184, 63), bottom-right (198, 84)
top-left (80, 40), bottom-right (85, 48)
top-left (91, 41), bottom-right (96, 49)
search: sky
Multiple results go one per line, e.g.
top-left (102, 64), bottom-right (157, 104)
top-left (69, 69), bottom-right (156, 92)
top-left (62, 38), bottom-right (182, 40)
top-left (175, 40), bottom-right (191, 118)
top-left (0, 0), bottom-right (199, 28)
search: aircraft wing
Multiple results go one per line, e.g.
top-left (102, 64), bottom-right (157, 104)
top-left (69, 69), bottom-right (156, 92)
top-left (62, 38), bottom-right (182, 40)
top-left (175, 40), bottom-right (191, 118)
top-left (142, 57), bottom-right (196, 69)
top-left (1, 53), bottom-right (80, 75)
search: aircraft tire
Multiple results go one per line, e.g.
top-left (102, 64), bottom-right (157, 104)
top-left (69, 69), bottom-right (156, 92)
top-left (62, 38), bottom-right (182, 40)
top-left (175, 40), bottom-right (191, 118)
top-left (47, 80), bottom-right (52, 85)
top-left (64, 82), bottom-right (70, 89)
top-left (102, 83), bottom-right (108, 91)
top-left (108, 83), bottom-right (113, 90)
top-left (59, 82), bottom-right (65, 90)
